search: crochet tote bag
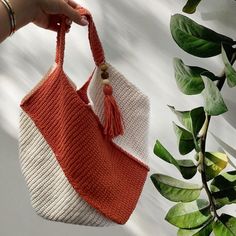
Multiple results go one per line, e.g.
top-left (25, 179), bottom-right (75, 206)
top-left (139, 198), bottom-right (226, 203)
top-left (19, 6), bottom-right (150, 226)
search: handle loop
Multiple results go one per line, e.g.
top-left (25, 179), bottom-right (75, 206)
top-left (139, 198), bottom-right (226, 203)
top-left (55, 15), bottom-right (66, 67)
top-left (54, 6), bottom-right (123, 139)
top-left (55, 6), bottom-right (105, 67)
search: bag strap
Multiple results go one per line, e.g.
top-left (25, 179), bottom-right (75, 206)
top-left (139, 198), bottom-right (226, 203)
top-left (55, 7), bottom-right (105, 67)
top-left (55, 6), bottom-right (124, 139)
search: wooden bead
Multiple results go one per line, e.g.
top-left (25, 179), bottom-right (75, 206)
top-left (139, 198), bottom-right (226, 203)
top-left (102, 79), bottom-right (110, 85)
top-left (100, 64), bottom-right (108, 71)
top-left (101, 71), bottom-right (109, 79)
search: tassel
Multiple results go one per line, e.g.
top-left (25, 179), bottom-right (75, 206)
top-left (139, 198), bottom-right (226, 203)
top-left (103, 83), bottom-right (124, 139)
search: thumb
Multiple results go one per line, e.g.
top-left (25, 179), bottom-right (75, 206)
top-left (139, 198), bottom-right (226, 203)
top-left (59, 1), bottom-right (88, 26)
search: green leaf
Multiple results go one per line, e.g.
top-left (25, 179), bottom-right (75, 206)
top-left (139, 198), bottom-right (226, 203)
top-left (170, 14), bottom-right (234, 58)
top-left (169, 105), bottom-right (205, 137)
top-left (178, 219), bottom-right (213, 236)
top-left (169, 105), bottom-right (192, 131)
top-left (154, 139), bottom-right (179, 166)
top-left (210, 171), bottom-right (236, 208)
top-left (213, 214), bottom-right (236, 236)
top-left (150, 174), bottom-right (202, 202)
top-left (153, 140), bottom-right (197, 179)
top-left (183, 0), bottom-right (202, 14)
top-left (189, 108), bottom-right (206, 137)
top-left (173, 58), bottom-right (218, 95)
top-left (173, 57), bottom-right (204, 95)
top-left (210, 132), bottom-right (236, 169)
top-left (201, 75), bottom-right (228, 116)
top-left (177, 159), bottom-right (198, 180)
top-left (165, 199), bottom-right (212, 229)
top-left (204, 152), bottom-right (228, 181)
top-left (173, 122), bottom-right (195, 155)
top-left (213, 188), bottom-right (236, 209)
top-left (211, 171), bottom-right (236, 192)
top-left (222, 44), bottom-right (236, 88)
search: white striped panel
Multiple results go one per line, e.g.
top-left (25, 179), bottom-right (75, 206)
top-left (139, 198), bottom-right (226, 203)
top-left (87, 63), bottom-right (150, 166)
top-left (19, 109), bottom-right (115, 226)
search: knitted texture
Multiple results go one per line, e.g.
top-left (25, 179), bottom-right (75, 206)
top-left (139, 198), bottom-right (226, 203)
top-left (19, 108), bottom-right (114, 226)
top-left (19, 5), bottom-right (150, 226)
top-left (19, 64), bottom-right (150, 225)
top-left (87, 63), bottom-right (150, 164)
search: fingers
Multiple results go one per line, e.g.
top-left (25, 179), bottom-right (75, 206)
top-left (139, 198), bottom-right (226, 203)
top-left (66, 18), bottom-right (72, 32)
top-left (59, 0), bottom-right (88, 26)
top-left (46, 15), bottom-right (72, 32)
top-left (67, 0), bottom-right (78, 9)
top-left (33, 0), bottom-right (88, 32)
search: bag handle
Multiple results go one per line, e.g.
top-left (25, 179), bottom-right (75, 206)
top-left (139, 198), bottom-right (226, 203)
top-left (55, 6), bottom-right (105, 67)
top-left (55, 6), bottom-right (124, 139)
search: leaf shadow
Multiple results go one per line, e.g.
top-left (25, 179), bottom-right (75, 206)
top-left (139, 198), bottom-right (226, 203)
top-left (96, 0), bottom-right (174, 62)
top-left (222, 98), bottom-right (236, 131)
top-left (200, 0), bottom-right (236, 35)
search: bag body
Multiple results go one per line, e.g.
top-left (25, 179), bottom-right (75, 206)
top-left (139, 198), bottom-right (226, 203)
top-left (19, 6), bottom-right (150, 226)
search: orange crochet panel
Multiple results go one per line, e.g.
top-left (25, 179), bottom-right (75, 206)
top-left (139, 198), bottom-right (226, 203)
top-left (19, 5), bottom-right (150, 225)
top-left (20, 66), bottom-right (149, 224)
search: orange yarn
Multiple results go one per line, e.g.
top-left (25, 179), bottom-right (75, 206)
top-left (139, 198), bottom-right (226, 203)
top-left (20, 67), bottom-right (149, 224)
top-left (20, 6), bottom-right (150, 224)
top-left (57, 11), bottom-right (123, 139)
top-left (103, 84), bottom-right (124, 139)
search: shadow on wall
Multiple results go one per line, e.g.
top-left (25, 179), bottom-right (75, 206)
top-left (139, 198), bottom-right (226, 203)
top-left (0, 124), bottom-right (18, 163)
top-left (95, 0), bottom-right (173, 62)
top-left (221, 80), bottom-right (236, 131)
top-left (200, 0), bottom-right (236, 32)
top-left (0, 124), bottom-right (30, 232)
top-left (222, 98), bottom-right (236, 131)
top-left (1, 1), bottom-right (236, 236)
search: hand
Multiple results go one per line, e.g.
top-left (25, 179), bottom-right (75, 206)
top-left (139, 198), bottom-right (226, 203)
top-left (32, 0), bottom-right (89, 32)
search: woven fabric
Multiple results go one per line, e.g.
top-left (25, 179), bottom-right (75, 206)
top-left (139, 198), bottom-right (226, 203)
top-left (18, 5), bottom-right (150, 226)
top-left (87, 63), bottom-right (150, 165)
top-left (19, 64), bottom-right (149, 225)
top-left (19, 108), bottom-right (114, 226)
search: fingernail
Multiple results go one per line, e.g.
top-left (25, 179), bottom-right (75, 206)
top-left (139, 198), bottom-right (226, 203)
top-left (81, 16), bottom-right (88, 25)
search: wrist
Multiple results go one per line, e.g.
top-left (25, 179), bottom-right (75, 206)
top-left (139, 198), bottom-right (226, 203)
top-left (9, 0), bottom-right (38, 31)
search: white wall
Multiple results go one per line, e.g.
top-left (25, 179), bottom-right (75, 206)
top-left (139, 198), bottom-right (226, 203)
top-left (1, 0), bottom-right (236, 235)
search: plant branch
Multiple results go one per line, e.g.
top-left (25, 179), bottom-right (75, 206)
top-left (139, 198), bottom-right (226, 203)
top-left (199, 125), bottom-right (218, 218)
top-left (198, 49), bottom-right (236, 219)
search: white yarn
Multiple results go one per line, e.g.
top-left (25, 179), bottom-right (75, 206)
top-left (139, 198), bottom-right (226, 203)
top-left (18, 63), bottom-right (150, 225)
top-left (87, 63), bottom-right (150, 165)
top-left (19, 109), bottom-right (115, 226)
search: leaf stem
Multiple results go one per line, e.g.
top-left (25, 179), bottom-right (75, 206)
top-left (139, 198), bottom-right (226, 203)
top-left (199, 121), bottom-right (219, 218)
top-left (199, 49), bottom-right (236, 219)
